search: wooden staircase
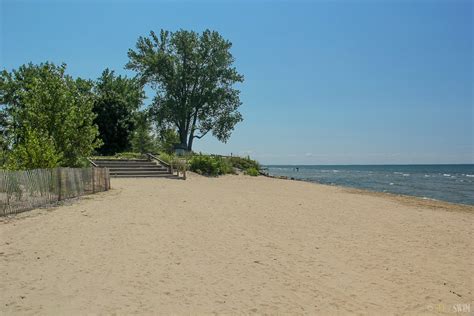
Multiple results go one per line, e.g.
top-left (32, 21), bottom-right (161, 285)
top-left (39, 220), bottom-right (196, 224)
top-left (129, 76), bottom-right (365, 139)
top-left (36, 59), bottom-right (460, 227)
top-left (90, 158), bottom-right (179, 178)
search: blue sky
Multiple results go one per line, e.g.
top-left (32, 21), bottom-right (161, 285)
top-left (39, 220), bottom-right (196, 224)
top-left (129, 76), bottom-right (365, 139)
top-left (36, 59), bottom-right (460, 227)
top-left (1, 0), bottom-right (472, 164)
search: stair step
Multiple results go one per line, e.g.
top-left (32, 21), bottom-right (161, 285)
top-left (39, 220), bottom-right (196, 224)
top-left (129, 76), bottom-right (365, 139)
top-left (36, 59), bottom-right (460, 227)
top-left (96, 164), bottom-right (158, 167)
top-left (109, 169), bottom-right (170, 174)
top-left (91, 158), bottom-right (178, 178)
top-left (112, 174), bottom-right (179, 178)
top-left (93, 159), bottom-right (150, 162)
top-left (94, 162), bottom-right (157, 165)
top-left (108, 167), bottom-right (169, 172)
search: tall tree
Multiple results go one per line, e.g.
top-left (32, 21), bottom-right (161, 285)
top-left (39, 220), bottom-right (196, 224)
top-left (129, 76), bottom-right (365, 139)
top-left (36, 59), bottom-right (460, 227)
top-left (0, 62), bottom-right (101, 169)
top-left (130, 111), bottom-right (157, 154)
top-left (93, 69), bottom-right (144, 155)
top-left (126, 29), bottom-right (244, 151)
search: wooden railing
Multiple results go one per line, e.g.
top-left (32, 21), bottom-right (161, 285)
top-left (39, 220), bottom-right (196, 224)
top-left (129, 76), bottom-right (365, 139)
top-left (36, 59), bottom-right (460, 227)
top-left (87, 157), bottom-right (98, 167)
top-left (146, 153), bottom-right (187, 180)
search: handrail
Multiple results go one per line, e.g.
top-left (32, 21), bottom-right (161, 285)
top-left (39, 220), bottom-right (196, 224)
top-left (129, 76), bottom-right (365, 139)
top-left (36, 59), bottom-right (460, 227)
top-left (146, 153), bottom-right (171, 168)
top-left (87, 157), bottom-right (98, 167)
top-left (146, 153), bottom-right (187, 180)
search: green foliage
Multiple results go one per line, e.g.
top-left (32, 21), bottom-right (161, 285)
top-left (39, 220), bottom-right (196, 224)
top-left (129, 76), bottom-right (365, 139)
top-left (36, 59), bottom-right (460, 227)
top-left (93, 69), bottom-right (144, 155)
top-left (156, 128), bottom-right (179, 154)
top-left (130, 112), bottom-right (157, 154)
top-left (189, 155), bottom-right (234, 176)
top-left (229, 156), bottom-right (260, 171)
top-left (218, 157), bottom-right (234, 175)
top-left (6, 127), bottom-right (62, 170)
top-left (187, 154), bottom-right (261, 177)
top-left (157, 152), bottom-right (174, 164)
top-left (0, 109), bottom-right (8, 166)
top-left (0, 62), bottom-right (101, 169)
top-left (245, 167), bottom-right (259, 176)
top-left (126, 29), bottom-right (244, 151)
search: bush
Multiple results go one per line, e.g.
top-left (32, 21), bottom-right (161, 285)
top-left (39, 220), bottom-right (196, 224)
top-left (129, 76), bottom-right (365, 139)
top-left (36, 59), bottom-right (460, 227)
top-left (6, 128), bottom-right (62, 170)
top-left (229, 156), bottom-right (260, 171)
top-left (189, 155), bottom-right (234, 176)
top-left (245, 167), bottom-right (259, 176)
top-left (219, 158), bottom-right (235, 175)
top-left (157, 152), bottom-right (174, 164)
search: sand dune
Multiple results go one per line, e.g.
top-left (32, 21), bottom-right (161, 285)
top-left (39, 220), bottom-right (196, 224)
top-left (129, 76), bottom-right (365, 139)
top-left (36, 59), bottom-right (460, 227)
top-left (1, 174), bottom-right (472, 314)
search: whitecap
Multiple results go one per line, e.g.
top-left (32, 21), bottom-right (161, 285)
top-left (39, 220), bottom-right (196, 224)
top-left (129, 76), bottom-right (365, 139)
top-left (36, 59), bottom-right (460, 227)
top-left (402, 173), bottom-right (410, 177)
top-left (443, 174), bottom-right (451, 177)
top-left (424, 174), bottom-right (430, 177)
top-left (389, 183), bottom-right (394, 186)
top-left (466, 174), bottom-right (474, 178)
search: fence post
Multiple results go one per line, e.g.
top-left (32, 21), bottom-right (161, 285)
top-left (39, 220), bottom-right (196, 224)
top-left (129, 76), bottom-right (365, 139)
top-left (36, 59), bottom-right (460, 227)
top-left (104, 168), bottom-right (108, 191)
top-left (57, 168), bottom-right (62, 201)
top-left (64, 168), bottom-right (68, 199)
top-left (91, 167), bottom-right (95, 193)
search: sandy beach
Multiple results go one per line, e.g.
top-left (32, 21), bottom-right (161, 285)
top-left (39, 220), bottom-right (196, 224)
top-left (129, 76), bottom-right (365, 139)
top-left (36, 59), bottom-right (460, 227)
top-left (1, 174), bottom-right (473, 315)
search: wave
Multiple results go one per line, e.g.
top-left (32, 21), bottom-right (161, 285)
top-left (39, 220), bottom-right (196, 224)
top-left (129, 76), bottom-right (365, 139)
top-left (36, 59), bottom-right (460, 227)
top-left (266, 165), bottom-right (474, 205)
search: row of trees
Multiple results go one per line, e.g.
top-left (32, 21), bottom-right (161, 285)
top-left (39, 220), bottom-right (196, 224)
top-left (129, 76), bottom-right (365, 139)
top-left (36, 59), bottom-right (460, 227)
top-left (0, 63), bottom-right (150, 169)
top-left (0, 29), bottom-right (244, 170)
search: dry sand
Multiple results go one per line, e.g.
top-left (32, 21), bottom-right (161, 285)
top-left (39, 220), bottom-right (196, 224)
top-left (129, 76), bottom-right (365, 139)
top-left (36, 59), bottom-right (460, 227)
top-left (1, 174), bottom-right (473, 315)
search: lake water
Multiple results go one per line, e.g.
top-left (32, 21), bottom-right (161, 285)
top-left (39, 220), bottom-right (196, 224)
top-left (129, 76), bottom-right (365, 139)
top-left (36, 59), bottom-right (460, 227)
top-left (265, 164), bottom-right (474, 205)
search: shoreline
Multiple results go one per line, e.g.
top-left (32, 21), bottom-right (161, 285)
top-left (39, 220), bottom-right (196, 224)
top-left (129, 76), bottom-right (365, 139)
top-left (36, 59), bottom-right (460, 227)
top-left (262, 172), bottom-right (474, 212)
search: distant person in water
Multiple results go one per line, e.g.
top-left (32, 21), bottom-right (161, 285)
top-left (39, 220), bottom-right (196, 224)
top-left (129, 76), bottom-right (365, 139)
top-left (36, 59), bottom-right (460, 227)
top-left (296, 167), bottom-right (299, 172)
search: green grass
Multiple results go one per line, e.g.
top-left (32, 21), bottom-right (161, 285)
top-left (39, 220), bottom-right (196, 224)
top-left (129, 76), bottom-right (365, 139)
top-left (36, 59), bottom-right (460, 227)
top-left (91, 152), bottom-right (147, 160)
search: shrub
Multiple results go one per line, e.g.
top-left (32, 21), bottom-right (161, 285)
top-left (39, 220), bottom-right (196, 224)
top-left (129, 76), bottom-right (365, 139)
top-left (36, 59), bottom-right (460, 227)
top-left (229, 156), bottom-right (260, 171)
top-left (219, 158), bottom-right (235, 175)
top-left (189, 155), bottom-right (234, 176)
top-left (157, 152), bottom-right (174, 164)
top-left (6, 128), bottom-right (62, 170)
top-left (245, 167), bottom-right (259, 176)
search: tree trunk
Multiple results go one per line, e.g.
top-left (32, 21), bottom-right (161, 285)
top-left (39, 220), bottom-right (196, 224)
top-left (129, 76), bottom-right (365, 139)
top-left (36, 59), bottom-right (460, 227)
top-left (178, 128), bottom-right (188, 150)
top-left (186, 111), bottom-right (199, 152)
top-left (187, 130), bottom-right (194, 152)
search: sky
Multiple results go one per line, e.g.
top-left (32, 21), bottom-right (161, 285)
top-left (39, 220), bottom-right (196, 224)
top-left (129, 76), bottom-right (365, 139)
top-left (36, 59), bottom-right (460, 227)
top-left (1, 0), bottom-right (472, 165)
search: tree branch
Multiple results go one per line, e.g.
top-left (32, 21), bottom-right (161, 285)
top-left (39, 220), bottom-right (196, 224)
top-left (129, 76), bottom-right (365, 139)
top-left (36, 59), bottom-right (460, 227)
top-left (193, 129), bottom-right (210, 139)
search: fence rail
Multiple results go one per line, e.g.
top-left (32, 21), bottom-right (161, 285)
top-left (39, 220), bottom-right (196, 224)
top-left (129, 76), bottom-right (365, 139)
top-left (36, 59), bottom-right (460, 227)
top-left (1, 167), bottom-right (110, 216)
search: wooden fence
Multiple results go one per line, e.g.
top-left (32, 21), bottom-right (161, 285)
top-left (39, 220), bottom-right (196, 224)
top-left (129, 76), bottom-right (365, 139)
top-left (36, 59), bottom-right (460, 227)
top-left (0, 167), bottom-right (110, 216)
